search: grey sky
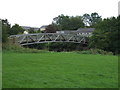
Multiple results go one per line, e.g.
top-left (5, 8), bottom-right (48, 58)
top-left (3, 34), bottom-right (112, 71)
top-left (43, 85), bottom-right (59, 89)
top-left (0, 0), bottom-right (119, 27)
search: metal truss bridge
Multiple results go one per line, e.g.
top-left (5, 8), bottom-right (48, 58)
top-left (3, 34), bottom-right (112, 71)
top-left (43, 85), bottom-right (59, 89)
top-left (9, 33), bottom-right (91, 46)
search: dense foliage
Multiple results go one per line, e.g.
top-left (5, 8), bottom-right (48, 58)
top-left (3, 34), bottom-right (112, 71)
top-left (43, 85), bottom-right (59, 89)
top-left (2, 19), bottom-right (11, 42)
top-left (82, 12), bottom-right (102, 27)
top-left (2, 20), bottom-right (25, 42)
top-left (52, 12), bottom-right (102, 30)
top-left (52, 14), bottom-right (84, 30)
top-left (10, 24), bottom-right (25, 35)
top-left (43, 24), bottom-right (58, 33)
top-left (89, 16), bottom-right (120, 54)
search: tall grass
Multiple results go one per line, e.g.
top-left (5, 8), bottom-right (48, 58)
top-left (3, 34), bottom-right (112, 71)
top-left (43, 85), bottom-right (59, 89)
top-left (2, 43), bottom-right (114, 55)
top-left (76, 49), bottom-right (113, 55)
top-left (2, 43), bottom-right (48, 53)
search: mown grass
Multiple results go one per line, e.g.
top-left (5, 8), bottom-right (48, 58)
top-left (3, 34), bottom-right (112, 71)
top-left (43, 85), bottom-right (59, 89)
top-left (3, 52), bottom-right (118, 88)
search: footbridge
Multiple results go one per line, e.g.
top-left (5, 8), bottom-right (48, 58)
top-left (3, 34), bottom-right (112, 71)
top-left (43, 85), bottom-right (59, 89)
top-left (9, 33), bottom-right (91, 46)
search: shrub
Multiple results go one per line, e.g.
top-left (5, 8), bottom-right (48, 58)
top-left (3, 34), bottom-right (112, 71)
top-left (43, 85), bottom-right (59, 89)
top-left (77, 49), bottom-right (113, 55)
top-left (77, 50), bottom-right (92, 54)
top-left (2, 43), bottom-right (48, 53)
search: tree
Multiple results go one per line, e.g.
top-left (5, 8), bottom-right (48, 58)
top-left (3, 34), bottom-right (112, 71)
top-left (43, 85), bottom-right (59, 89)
top-left (2, 19), bottom-right (11, 42)
top-left (45, 24), bottom-right (57, 33)
top-left (82, 12), bottom-right (102, 27)
top-left (90, 12), bottom-right (102, 26)
top-left (11, 24), bottom-right (25, 35)
top-left (52, 14), bottom-right (84, 30)
top-left (89, 16), bottom-right (119, 54)
top-left (70, 16), bottom-right (85, 30)
top-left (37, 29), bottom-right (41, 33)
top-left (28, 28), bottom-right (35, 33)
top-left (82, 14), bottom-right (91, 26)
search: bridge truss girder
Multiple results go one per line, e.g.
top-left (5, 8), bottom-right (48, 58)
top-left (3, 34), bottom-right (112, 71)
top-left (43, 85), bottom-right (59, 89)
top-left (9, 33), bottom-right (90, 45)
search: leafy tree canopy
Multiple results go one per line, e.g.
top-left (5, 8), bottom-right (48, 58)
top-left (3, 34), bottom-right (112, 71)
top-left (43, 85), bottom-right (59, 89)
top-left (52, 14), bottom-right (84, 30)
top-left (89, 16), bottom-right (119, 54)
top-left (2, 19), bottom-right (11, 42)
top-left (11, 24), bottom-right (25, 35)
top-left (82, 12), bottom-right (102, 27)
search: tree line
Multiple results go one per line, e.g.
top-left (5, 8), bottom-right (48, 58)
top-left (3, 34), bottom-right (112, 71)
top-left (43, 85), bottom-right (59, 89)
top-left (52, 12), bottom-right (101, 30)
top-left (1, 12), bottom-right (119, 54)
top-left (89, 16), bottom-right (120, 54)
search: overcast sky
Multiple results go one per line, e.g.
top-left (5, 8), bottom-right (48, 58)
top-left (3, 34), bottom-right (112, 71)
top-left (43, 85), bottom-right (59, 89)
top-left (0, 0), bottom-right (119, 27)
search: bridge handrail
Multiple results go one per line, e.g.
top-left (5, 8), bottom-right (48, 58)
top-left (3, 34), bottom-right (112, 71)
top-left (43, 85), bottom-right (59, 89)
top-left (9, 33), bottom-right (90, 38)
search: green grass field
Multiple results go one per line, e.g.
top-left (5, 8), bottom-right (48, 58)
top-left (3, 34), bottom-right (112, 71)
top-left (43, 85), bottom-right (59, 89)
top-left (3, 52), bottom-right (118, 88)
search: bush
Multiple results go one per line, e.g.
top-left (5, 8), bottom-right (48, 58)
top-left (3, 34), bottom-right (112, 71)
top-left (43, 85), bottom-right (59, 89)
top-left (2, 43), bottom-right (48, 53)
top-left (77, 50), bottom-right (92, 54)
top-left (91, 49), bottom-right (113, 55)
top-left (77, 49), bottom-right (113, 55)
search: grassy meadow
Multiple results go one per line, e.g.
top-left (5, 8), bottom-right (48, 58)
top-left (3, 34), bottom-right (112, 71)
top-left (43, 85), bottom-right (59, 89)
top-left (3, 52), bottom-right (118, 88)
